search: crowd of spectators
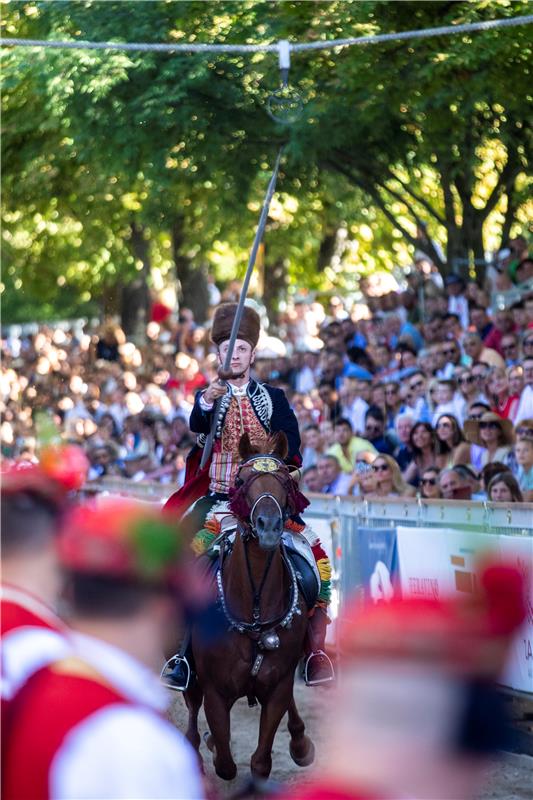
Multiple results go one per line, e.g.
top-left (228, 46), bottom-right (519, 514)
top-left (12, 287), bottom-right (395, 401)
top-left (2, 236), bottom-right (533, 504)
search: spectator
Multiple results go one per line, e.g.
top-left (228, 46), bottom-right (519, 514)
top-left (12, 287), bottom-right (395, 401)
top-left (301, 424), bottom-right (324, 471)
top-left (327, 417), bottom-right (376, 473)
top-left (435, 414), bottom-right (464, 466)
top-left (463, 332), bottom-right (504, 370)
top-left (364, 406), bottom-right (395, 455)
top-left (488, 472), bottom-right (523, 503)
top-left (370, 455), bottom-right (411, 498)
top-left (404, 422), bottom-right (445, 486)
top-left (444, 274), bottom-right (469, 330)
top-left (302, 465), bottom-right (323, 494)
top-left (438, 468), bottom-right (471, 500)
top-left (486, 367), bottom-right (519, 422)
top-left (508, 365), bottom-right (524, 399)
top-left (480, 462), bottom-right (511, 498)
top-left (419, 467), bottom-right (441, 499)
top-left (514, 437), bottom-right (533, 501)
top-left (501, 333), bottom-right (520, 366)
top-left (394, 413), bottom-right (415, 471)
top-left (515, 355), bottom-right (533, 423)
top-left (317, 455), bottom-right (352, 496)
top-left (463, 412), bottom-right (514, 468)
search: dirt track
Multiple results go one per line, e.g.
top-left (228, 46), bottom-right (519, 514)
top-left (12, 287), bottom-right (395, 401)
top-left (170, 678), bottom-right (532, 800)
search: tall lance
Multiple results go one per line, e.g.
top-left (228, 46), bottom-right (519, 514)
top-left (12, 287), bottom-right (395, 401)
top-left (199, 145), bottom-right (285, 470)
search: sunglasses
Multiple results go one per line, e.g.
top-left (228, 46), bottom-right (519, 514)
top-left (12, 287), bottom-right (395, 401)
top-left (468, 413), bottom-right (484, 420)
top-left (421, 478), bottom-right (437, 486)
top-left (385, 388), bottom-right (398, 395)
top-left (479, 421), bottom-right (501, 430)
top-left (372, 464), bottom-right (390, 472)
top-left (442, 349), bottom-right (456, 357)
top-left (366, 425), bottom-right (382, 434)
top-left (524, 340), bottom-right (533, 348)
top-left (458, 375), bottom-right (474, 385)
top-left (502, 344), bottom-right (517, 352)
top-left (410, 380), bottom-right (424, 390)
top-left (516, 427), bottom-right (533, 437)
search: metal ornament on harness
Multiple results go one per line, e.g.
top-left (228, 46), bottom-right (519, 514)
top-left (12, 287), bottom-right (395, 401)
top-left (260, 630), bottom-right (280, 650)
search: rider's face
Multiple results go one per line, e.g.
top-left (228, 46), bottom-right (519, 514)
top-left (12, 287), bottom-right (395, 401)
top-left (218, 338), bottom-right (254, 376)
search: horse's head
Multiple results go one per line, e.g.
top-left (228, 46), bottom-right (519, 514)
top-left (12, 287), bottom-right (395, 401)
top-left (228, 432), bottom-right (309, 550)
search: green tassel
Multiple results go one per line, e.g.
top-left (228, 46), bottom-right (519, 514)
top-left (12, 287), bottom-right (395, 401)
top-left (191, 528), bottom-right (217, 556)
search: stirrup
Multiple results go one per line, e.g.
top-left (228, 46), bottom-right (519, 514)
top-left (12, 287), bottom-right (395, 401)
top-left (160, 654), bottom-right (191, 692)
top-left (304, 650), bottom-right (335, 687)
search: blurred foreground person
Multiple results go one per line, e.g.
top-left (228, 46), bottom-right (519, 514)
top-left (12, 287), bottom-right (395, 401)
top-left (3, 500), bottom-right (204, 800)
top-left (279, 561), bottom-right (525, 800)
top-left (1, 446), bottom-right (88, 711)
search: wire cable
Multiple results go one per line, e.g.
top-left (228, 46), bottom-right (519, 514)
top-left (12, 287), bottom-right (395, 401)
top-left (1, 14), bottom-right (532, 55)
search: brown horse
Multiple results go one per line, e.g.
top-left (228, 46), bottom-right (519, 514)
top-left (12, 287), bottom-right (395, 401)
top-left (183, 431), bottom-right (315, 780)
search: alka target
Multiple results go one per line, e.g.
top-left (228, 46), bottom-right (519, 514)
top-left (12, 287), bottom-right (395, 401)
top-left (266, 85), bottom-right (304, 125)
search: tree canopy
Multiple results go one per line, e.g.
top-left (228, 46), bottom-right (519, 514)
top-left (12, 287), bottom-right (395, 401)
top-left (2, 1), bottom-right (531, 327)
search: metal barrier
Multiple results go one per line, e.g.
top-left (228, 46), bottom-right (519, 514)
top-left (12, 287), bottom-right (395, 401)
top-left (87, 478), bottom-right (533, 614)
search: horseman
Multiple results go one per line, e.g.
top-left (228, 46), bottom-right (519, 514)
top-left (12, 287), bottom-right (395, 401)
top-left (164, 302), bottom-right (334, 689)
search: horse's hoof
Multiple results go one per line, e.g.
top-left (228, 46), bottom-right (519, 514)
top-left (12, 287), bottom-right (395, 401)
top-left (290, 737), bottom-right (315, 767)
top-left (215, 761), bottom-right (237, 781)
top-left (203, 731), bottom-right (215, 753)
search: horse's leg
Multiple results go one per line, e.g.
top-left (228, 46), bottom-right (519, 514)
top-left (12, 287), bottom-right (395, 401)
top-left (250, 678), bottom-right (293, 779)
top-left (287, 692), bottom-right (315, 767)
top-left (203, 686), bottom-right (237, 781)
top-left (183, 680), bottom-right (203, 753)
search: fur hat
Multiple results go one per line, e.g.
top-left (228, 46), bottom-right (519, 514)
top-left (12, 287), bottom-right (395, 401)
top-left (211, 303), bottom-right (260, 349)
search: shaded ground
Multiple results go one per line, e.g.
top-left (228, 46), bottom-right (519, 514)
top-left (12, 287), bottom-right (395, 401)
top-left (170, 679), bottom-right (532, 799)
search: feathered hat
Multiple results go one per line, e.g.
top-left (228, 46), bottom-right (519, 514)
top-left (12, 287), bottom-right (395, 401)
top-left (211, 303), bottom-right (260, 349)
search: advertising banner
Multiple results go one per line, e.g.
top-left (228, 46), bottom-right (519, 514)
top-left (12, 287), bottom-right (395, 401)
top-left (396, 527), bottom-right (533, 693)
top-left (357, 527), bottom-right (399, 604)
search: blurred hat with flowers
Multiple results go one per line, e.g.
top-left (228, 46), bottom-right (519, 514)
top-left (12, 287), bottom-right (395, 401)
top-left (58, 499), bottom-right (187, 590)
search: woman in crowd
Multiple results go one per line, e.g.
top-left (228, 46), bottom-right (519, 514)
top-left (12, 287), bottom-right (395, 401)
top-left (419, 467), bottom-right (441, 499)
top-left (455, 367), bottom-right (481, 424)
top-left (488, 472), bottom-right (523, 503)
top-left (404, 422), bottom-right (445, 486)
top-left (435, 414), bottom-right (464, 467)
top-left (371, 454), bottom-right (411, 498)
top-left (508, 365), bottom-right (524, 399)
top-left (486, 367), bottom-right (519, 422)
top-left (463, 411), bottom-right (514, 468)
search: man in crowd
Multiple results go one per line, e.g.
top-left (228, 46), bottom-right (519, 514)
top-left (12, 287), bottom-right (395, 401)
top-left (327, 417), bottom-right (376, 473)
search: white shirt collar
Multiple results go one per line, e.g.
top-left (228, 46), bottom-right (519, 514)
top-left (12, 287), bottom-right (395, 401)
top-left (228, 381), bottom-right (249, 397)
top-left (70, 632), bottom-right (169, 712)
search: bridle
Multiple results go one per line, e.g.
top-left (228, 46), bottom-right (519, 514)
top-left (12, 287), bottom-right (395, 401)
top-left (216, 454), bottom-right (306, 668)
top-left (228, 454), bottom-right (308, 537)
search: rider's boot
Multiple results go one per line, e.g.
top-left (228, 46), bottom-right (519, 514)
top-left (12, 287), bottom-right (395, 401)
top-left (161, 640), bottom-right (194, 692)
top-left (304, 605), bottom-right (335, 687)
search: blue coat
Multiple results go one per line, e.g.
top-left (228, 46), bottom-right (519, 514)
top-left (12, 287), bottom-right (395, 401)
top-left (189, 379), bottom-right (302, 465)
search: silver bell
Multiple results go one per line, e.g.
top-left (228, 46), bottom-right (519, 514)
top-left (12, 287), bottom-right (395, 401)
top-left (261, 630), bottom-right (280, 650)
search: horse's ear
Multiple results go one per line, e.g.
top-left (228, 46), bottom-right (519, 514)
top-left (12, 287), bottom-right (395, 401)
top-left (270, 431), bottom-right (289, 461)
top-left (239, 432), bottom-right (259, 460)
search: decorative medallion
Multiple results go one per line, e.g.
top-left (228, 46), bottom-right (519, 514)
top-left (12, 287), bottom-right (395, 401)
top-left (252, 457), bottom-right (279, 473)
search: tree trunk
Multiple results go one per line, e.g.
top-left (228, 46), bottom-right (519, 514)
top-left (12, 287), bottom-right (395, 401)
top-left (263, 257), bottom-right (287, 326)
top-left (121, 222), bottom-right (150, 341)
top-left (171, 215), bottom-right (209, 323)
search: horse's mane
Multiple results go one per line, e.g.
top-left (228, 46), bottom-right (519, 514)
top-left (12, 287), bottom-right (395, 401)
top-left (238, 432), bottom-right (289, 461)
